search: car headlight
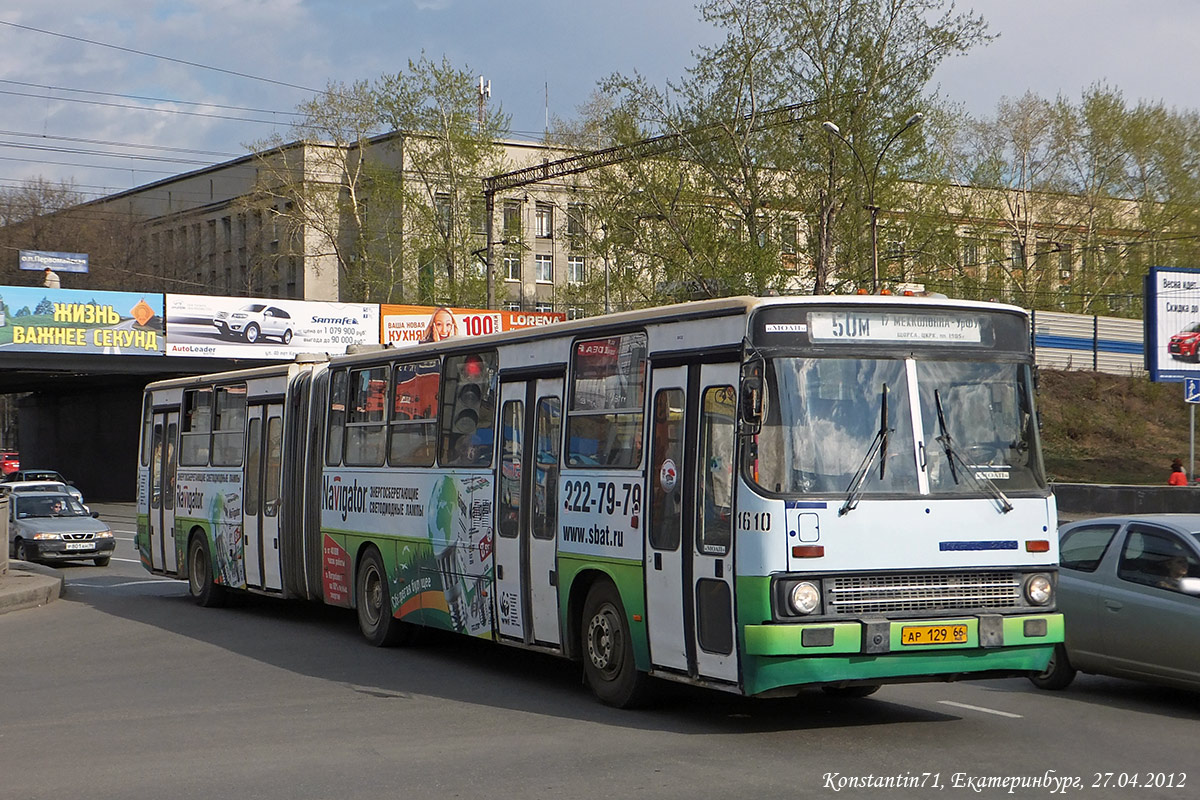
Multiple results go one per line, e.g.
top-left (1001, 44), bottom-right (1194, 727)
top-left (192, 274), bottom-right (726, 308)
top-left (32, 532), bottom-right (61, 540)
top-left (94, 530), bottom-right (113, 538)
top-left (1024, 573), bottom-right (1054, 606)
top-left (788, 581), bottom-right (822, 615)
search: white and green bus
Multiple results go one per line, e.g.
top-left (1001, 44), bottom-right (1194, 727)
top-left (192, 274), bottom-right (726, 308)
top-left (137, 296), bottom-right (1063, 707)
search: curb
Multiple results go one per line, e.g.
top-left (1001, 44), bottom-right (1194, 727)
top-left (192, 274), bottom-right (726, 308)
top-left (0, 561), bottom-right (65, 615)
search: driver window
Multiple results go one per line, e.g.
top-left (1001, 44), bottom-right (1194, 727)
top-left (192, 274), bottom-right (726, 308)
top-left (1118, 526), bottom-right (1200, 593)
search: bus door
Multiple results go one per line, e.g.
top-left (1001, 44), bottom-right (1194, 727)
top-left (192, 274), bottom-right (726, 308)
top-left (645, 362), bottom-right (739, 683)
top-left (495, 378), bottom-right (565, 647)
top-left (645, 365), bottom-right (688, 671)
top-left (148, 411), bottom-right (179, 574)
top-left (243, 403), bottom-right (285, 591)
top-left (690, 363), bottom-right (739, 683)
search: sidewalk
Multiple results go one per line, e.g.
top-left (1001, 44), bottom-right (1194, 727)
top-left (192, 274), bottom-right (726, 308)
top-left (0, 560), bottom-right (65, 616)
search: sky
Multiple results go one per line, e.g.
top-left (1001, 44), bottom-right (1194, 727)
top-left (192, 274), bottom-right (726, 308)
top-left (3, 0), bottom-right (1200, 200)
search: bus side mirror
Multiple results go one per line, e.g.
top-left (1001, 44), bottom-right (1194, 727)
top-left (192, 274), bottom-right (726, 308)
top-left (740, 376), bottom-right (762, 431)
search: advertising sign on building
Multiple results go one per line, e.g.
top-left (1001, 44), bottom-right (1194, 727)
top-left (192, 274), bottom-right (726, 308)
top-left (379, 304), bottom-right (564, 346)
top-left (165, 294), bottom-right (379, 359)
top-left (0, 286), bottom-right (163, 355)
top-left (1144, 266), bottom-right (1200, 381)
top-left (18, 250), bottom-right (90, 274)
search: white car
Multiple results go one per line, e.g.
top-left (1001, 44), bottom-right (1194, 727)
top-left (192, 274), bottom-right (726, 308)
top-left (0, 479), bottom-right (85, 507)
top-left (213, 304), bottom-right (294, 344)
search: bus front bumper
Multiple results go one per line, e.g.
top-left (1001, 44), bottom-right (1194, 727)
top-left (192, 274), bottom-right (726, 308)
top-left (744, 613), bottom-right (1063, 657)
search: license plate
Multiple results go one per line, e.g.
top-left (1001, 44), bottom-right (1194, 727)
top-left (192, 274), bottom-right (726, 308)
top-left (64, 542), bottom-right (94, 551)
top-left (901, 623), bottom-right (968, 645)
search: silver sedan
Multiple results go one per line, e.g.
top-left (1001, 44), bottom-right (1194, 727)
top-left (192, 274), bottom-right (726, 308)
top-left (1031, 514), bottom-right (1200, 691)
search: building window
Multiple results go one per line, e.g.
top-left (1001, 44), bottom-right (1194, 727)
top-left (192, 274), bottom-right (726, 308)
top-left (567, 306), bottom-right (586, 320)
top-left (535, 203), bottom-right (553, 239)
top-left (502, 301), bottom-right (520, 312)
top-left (567, 203), bottom-right (587, 240)
top-left (535, 254), bottom-right (553, 283)
top-left (534, 302), bottom-right (554, 313)
top-left (504, 254), bottom-right (521, 282)
top-left (435, 193), bottom-right (452, 235)
top-left (469, 197), bottom-right (487, 235)
top-left (503, 201), bottom-right (521, 236)
top-left (568, 256), bottom-right (585, 285)
top-left (779, 217), bottom-right (797, 254)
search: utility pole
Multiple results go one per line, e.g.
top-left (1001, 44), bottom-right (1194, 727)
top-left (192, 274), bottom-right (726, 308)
top-left (477, 76), bottom-right (490, 131)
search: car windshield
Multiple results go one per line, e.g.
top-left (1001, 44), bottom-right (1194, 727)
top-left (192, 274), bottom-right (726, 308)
top-left (242, 304), bottom-right (267, 312)
top-left (750, 357), bottom-right (1045, 496)
top-left (15, 495), bottom-right (88, 518)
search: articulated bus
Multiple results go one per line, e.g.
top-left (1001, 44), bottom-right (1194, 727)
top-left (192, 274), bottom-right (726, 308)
top-left (136, 296), bottom-right (1063, 707)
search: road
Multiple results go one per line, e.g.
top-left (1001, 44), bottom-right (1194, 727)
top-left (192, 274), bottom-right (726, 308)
top-left (1, 503), bottom-right (1195, 800)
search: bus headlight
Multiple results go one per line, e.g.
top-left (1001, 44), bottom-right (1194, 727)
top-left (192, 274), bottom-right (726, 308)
top-left (1024, 573), bottom-right (1054, 606)
top-left (788, 581), bottom-right (822, 615)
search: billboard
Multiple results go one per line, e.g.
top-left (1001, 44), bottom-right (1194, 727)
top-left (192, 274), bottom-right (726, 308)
top-left (19, 250), bottom-right (89, 274)
top-left (165, 294), bottom-right (379, 359)
top-left (380, 305), bottom-right (563, 346)
top-left (1145, 266), bottom-right (1200, 381)
top-left (0, 286), bottom-right (163, 355)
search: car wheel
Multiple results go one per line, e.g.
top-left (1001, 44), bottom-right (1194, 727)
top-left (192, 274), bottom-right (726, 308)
top-left (243, 323), bottom-right (260, 343)
top-left (281, 329), bottom-right (293, 345)
top-left (93, 556), bottom-right (111, 567)
top-left (14, 539), bottom-right (30, 562)
top-left (355, 547), bottom-right (415, 646)
top-left (821, 684), bottom-right (881, 698)
top-left (188, 534), bottom-right (227, 608)
top-left (581, 579), bottom-right (653, 708)
top-left (1029, 643), bottom-right (1076, 690)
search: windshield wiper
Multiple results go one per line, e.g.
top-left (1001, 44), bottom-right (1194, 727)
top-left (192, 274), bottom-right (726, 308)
top-left (839, 384), bottom-right (891, 516)
top-left (933, 389), bottom-right (1013, 514)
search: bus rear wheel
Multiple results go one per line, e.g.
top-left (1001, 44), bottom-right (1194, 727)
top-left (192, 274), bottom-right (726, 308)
top-left (581, 580), bottom-right (652, 708)
top-left (188, 534), bottom-right (227, 608)
top-left (355, 548), bottom-right (415, 647)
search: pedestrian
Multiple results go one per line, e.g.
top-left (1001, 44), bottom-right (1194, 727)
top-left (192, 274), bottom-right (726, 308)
top-left (42, 266), bottom-right (61, 289)
top-left (1168, 458), bottom-right (1188, 486)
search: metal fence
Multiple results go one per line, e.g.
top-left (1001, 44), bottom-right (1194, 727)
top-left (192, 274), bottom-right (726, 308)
top-left (1030, 309), bottom-right (1144, 376)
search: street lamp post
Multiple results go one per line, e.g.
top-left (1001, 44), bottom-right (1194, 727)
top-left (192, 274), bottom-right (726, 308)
top-left (821, 113), bottom-right (924, 293)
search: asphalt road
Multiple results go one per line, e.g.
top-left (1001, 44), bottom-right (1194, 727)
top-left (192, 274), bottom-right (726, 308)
top-left (1, 503), bottom-right (1196, 800)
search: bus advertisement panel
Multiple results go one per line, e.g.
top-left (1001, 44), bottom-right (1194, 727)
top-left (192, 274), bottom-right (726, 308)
top-left (380, 304), bottom-right (563, 346)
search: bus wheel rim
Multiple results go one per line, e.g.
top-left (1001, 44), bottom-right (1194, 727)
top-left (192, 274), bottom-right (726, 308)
top-left (587, 604), bottom-right (621, 677)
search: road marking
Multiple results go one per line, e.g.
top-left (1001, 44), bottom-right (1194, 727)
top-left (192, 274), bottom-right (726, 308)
top-left (938, 700), bottom-right (1022, 719)
top-left (70, 579), bottom-right (180, 588)
top-left (111, 556), bottom-right (144, 564)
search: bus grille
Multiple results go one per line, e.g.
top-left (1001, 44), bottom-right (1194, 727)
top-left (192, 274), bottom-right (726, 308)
top-left (828, 571), bottom-right (1023, 614)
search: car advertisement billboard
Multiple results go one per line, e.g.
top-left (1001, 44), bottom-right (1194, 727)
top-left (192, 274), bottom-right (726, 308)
top-left (1145, 266), bottom-right (1200, 381)
top-left (0, 286), bottom-right (163, 355)
top-left (165, 294), bottom-right (379, 359)
top-left (379, 304), bottom-right (563, 346)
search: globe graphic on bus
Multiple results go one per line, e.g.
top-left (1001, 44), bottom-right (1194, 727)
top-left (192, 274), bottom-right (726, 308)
top-left (427, 475), bottom-right (462, 557)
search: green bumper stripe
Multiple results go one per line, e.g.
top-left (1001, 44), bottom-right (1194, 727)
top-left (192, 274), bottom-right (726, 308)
top-left (744, 613), bottom-right (1063, 656)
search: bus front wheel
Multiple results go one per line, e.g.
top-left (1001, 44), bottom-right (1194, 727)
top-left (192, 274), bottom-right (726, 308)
top-left (355, 548), bottom-right (415, 647)
top-left (188, 534), bottom-right (227, 608)
top-left (581, 580), bottom-right (651, 708)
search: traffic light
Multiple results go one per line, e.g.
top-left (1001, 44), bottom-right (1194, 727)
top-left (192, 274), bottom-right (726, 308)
top-left (443, 352), bottom-right (495, 465)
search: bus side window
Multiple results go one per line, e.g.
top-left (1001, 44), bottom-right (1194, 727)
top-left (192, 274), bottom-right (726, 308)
top-left (180, 387), bottom-right (212, 466)
top-left (326, 370), bottom-right (348, 466)
top-left (532, 396), bottom-right (561, 541)
top-left (440, 352), bottom-right (497, 468)
top-left (698, 386), bottom-right (735, 556)
top-left (212, 384), bottom-right (247, 466)
top-left (649, 389), bottom-right (684, 551)
top-left (346, 366), bottom-right (388, 467)
top-left (389, 359), bottom-right (440, 467)
top-left (498, 400), bottom-right (523, 539)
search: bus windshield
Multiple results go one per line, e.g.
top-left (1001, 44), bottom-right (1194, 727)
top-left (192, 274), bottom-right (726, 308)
top-left (751, 357), bottom-right (1044, 497)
